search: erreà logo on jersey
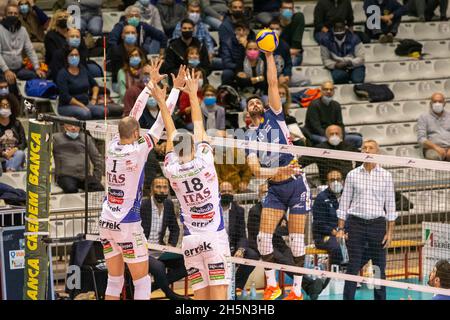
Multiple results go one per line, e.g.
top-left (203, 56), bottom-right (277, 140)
top-left (184, 242), bottom-right (213, 257)
top-left (191, 203), bottom-right (214, 214)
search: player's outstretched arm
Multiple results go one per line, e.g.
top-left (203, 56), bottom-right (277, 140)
top-left (266, 52), bottom-right (282, 114)
top-left (183, 69), bottom-right (208, 143)
top-left (148, 81), bottom-right (176, 154)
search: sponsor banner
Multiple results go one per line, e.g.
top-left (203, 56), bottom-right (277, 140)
top-left (9, 250), bottom-right (25, 270)
top-left (422, 222), bottom-right (450, 283)
top-left (23, 120), bottom-right (52, 300)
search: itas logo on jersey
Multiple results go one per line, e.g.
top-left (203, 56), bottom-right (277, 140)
top-left (182, 188), bottom-right (212, 206)
top-left (184, 241), bottom-right (213, 257)
top-left (107, 172), bottom-right (126, 185)
top-left (99, 219), bottom-right (121, 231)
top-left (108, 188), bottom-right (124, 205)
top-left (190, 203), bottom-right (214, 214)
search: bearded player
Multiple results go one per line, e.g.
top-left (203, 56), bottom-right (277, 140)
top-left (149, 70), bottom-right (230, 300)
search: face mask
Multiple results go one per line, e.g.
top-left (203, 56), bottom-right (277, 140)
top-left (221, 194), bottom-right (234, 206)
top-left (19, 4), bottom-right (30, 15)
top-left (281, 97), bottom-right (287, 105)
top-left (147, 97), bottom-right (158, 108)
top-left (432, 102), bottom-right (444, 114)
top-left (329, 181), bottom-right (343, 194)
top-left (231, 10), bottom-right (244, 19)
top-left (124, 33), bottom-right (137, 45)
top-left (188, 12), bottom-right (200, 24)
top-left (246, 49), bottom-right (259, 60)
top-left (57, 18), bottom-right (68, 29)
top-left (67, 37), bottom-right (81, 48)
top-left (2, 16), bottom-right (21, 32)
top-left (182, 30), bottom-right (193, 40)
top-left (198, 79), bottom-right (204, 88)
top-left (0, 108), bottom-right (11, 118)
top-left (328, 134), bottom-right (342, 146)
top-left (139, 0), bottom-right (150, 6)
top-left (66, 131), bottom-right (79, 139)
top-left (322, 95), bottom-right (333, 105)
top-left (129, 56), bottom-right (141, 67)
top-left (204, 96), bottom-right (216, 107)
top-left (68, 55), bottom-right (80, 67)
top-left (188, 58), bottom-right (200, 67)
top-left (281, 9), bottom-right (293, 21)
top-left (127, 17), bottom-right (140, 27)
top-left (0, 87), bottom-right (9, 96)
top-left (334, 31), bottom-right (346, 41)
top-left (154, 193), bottom-right (168, 204)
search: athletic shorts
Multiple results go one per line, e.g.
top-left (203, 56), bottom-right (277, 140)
top-left (99, 220), bottom-right (148, 264)
top-left (264, 174), bottom-right (311, 214)
top-left (182, 229), bottom-right (231, 291)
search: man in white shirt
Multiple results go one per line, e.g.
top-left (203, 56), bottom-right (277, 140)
top-left (336, 139), bottom-right (397, 300)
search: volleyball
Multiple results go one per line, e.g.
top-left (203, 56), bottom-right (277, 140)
top-left (255, 28), bottom-right (279, 53)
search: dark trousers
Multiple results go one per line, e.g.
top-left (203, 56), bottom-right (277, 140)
top-left (315, 236), bottom-right (343, 266)
top-left (235, 247), bottom-right (259, 289)
top-left (148, 255), bottom-right (187, 299)
top-left (57, 175), bottom-right (104, 194)
top-left (343, 216), bottom-right (387, 300)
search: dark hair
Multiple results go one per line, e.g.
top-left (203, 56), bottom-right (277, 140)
top-left (234, 20), bottom-right (249, 30)
top-left (123, 46), bottom-right (147, 72)
top-left (181, 18), bottom-right (195, 28)
top-left (326, 169), bottom-right (343, 180)
top-left (184, 45), bottom-right (200, 62)
top-left (151, 175), bottom-right (169, 188)
top-left (436, 260), bottom-right (450, 289)
top-left (229, 0), bottom-right (244, 7)
top-left (246, 95), bottom-right (263, 108)
top-left (281, 0), bottom-right (294, 5)
top-left (268, 18), bottom-right (281, 27)
top-left (63, 47), bottom-right (80, 69)
top-left (0, 95), bottom-right (20, 121)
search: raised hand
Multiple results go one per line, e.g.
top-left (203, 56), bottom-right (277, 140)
top-left (147, 80), bottom-right (167, 105)
top-left (149, 56), bottom-right (166, 84)
top-left (181, 68), bottom-right (200, 95)
top-left (171, 65), bottom-right (187, 90)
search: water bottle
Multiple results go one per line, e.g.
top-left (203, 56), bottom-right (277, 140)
top-left (240, 288), bottom-right (248, 300)
top-left (250, 282), bottom-right (257, 300)
top-left (339, 237), bottom-right (349, 265)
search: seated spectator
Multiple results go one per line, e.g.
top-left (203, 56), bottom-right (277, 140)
top-left (301, 124), bottom-right (358, 184)
top-left (184, 45), bottom-right (209, 72)
top-left (200, 0), bottom-right (229, 30)
top-left (117, 47), bottom-right (147, 103)
top-left (215, 145), bottom-right (252, 193)
top-left (53, 122), bottom-right (104, 193)
top-left (268, 19), bottom-right (292, 86)
top-left (219, 181), bottom-right (259, 295)
top-left (428, 260), bottom-right (450, 300)
top-left (364, 0), bottom-right (407, 43)
top-left (163, 19), bottom-right (210, 76)
top-left (44, 10), bottom-right (70, 66)
top-left (417, 92), bottom-right (450, 161)
top-left (140, 176), bottom-right (188, 300)
top-left (56, 47), bottom-right (122, 120)
top-left (172, 0), bottom-right (215, 58)
top-left (235, 41), bottom-right (268, 95)
top-left (108, 5), bottom-right (167, 55)
top-left (17, 0), bottom-right (49, 43)
top-left (65, 0), bottom-right (103, 36)
top-left (253, 0), bottom-right (281, 26)
top-left (278, 83), bottom-right (307, 146)
top-left (220, 20), bottom-right (250, 85)
top-left (247, 183), bottom-right (327, 300)
top-left (134, 0), bottom-right (164, 32)
top-left (0, 76), bottom-right (12, 97)
top-left (201, 84), bottom-right (225, 133)
top-left (177, 67), bottom-right (206, 131)
top-left (157, 0), bottom-right (187, 37)
top-left (312, 170), bottom-right (347, 266)
top-left (320, 21), bottom-right (365, 85)
top-left (313, 0), bottom-right (354, 43)
top-left (407, 0), bottom-right (448, 21)
top-left (278, 0), bottom-right (305, 67)
top-left (0, 4), bottom-right (46, 95)
top-left (0, 95), bottom-right (26, 172)
top-left (304, 81), bottom-right (363, 148)
top-left (49, 28), bottom-right (102, 82)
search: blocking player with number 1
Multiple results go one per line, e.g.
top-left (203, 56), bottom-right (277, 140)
top-left (150, 69), bottom-right (230, 300)
top-left (99, 60), bottom-right (186, 300)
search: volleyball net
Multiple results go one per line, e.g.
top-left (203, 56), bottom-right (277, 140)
top-left (83, 121), bottom-right (450, 299)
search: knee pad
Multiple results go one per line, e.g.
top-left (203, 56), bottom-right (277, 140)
top-left (105, 275), bottom-right (124, 298)
top-left (257, 232), bottom-right (273, 256)
top-left (133, 275), bottom-right (151, 300)
top-left (289, 233), bottom-right (305, 257)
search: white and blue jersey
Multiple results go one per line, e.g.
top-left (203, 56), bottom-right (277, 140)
top-left (100, 134), bottom-right (154, 224)
top-left (245, 106), bottom-right (294, 168)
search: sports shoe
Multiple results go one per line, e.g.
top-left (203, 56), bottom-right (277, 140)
top-left (263, 285), bottom-right (282, 300)
top-left (283, 291), bottom-right (304, 300)
top-left (378, 34), bottom-right (388, 43)
top-left (386, 33), bottom-right (394, 43)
